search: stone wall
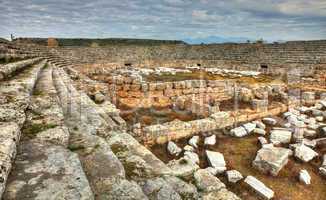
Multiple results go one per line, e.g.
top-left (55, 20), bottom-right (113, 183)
top-left (108, 76), bottom-right (234, 109)
top-left (142, 104), bottom-right (289, 145)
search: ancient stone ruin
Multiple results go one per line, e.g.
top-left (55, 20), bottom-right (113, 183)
top-left (0, 38), bottom-right (325, 200)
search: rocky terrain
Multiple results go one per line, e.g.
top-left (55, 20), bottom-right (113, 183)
top-left (0, 39), bottom-right (325, 199)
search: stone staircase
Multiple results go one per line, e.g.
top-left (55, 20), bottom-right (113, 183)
top-left (42, 40), bottom-right (326, 66)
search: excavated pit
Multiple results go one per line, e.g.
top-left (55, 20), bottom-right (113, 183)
top-left (119, 106), bottom-right (200, 126)
top-left (150, 117), bottom-right (326, 200)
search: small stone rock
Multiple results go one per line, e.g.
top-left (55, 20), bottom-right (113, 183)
top-left (312, 109), bottom-right (323, 117)
top-left (262, 144), bottom-right (274, 149)
top-left (254, 128), bottom-right (266, 135)
top-left (253, 146), bottom-right (290, 176)
top-left (287, 114), bottom-right (298, 125)
top-left (253, 120), bottom-right (266, 129)
top-left (167, 141), bottom-right (182, 156)
top-left (283, 112), bottom-right (292, 118)
top-left (94, 92), bottom-right (105, 104)
top-left (322, 154), bottom-right (326, 167)
top-left (269, 130), bottom-right (292, 144)
top-left (244, 176), bottom-right (274, 200)
top-left (316, 116), bottom-right (324, 122)
top-left (183, 145), bottom-right (195, 152)
top-left (258, 137), bottom-right (268, 146)
top-left (306, 117), bottom-right (317, 124)
top-left (206, 150), bottom-right (226, 172)
top-left (299, 170), bottom-right (311, 185)
top-left (319, 167), bottom-right (326, 177)
top-left (321, 127), bottom-right (326, 136)
top-left (204, 135), bottom-right (216, 146)
top-left (283, 123), bottom-right (291, 128)
top-left (294, 144), bottom-right (318, 162)
top-left (189, 136), bottom-right (199, 148)
top-left (230, 126), bottom-right (247, 137)
top-left (320, 100), bottom-right (326, 107)
top-left (292, 120), bottom-right (306, 128)
top-left (301, 139), bottom-right (317, 148)
top-left (242, 123), bottom-right (256, 134)
top-left (298, 106), bottom-right (310, 113)
top-left (298, 114), bottom-right (308, 121)
top-left (226, 170), bottom-right (243, 183)
top-left (289, 108), bottom-right (300, 116)
top-left (315, 103), bottom-right (324, 110)
top-left (263, 117), bottom-right (277, 125)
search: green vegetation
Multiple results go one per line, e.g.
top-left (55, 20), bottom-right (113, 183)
top-left (0, 57), bottom-right (25, 64)
top-left (68, 144), bottom-right (86, 152)
top-left (32, 89), bottom-right (43, 96)
top-left (14, 37), bottom-right (187, 47)
top-left (23, 123), bottom-right (57, 135)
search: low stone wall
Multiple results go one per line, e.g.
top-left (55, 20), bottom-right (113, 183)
top-left (141, 103), bottom-right (288, 145)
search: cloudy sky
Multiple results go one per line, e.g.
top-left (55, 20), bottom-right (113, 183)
top-left (1, 0), bottom-right (326, 42)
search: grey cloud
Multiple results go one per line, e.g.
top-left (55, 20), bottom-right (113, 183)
top-left (0, 0), bottom-right (325, 41)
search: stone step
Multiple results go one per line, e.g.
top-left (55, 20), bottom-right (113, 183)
top-left (0, 122), bottom-right (21, 198)
top-left (2, 63), bottom-right (94, 199)
top-left (52, 67), bottom-right (148, 199)
top-left (4, 140), bottom-right (94, 200)
top-left (0, 58), bottom-right (42, 81)
top-left (0, 60), bottom-right (47, 199)
top-left (0, 59), bottom-right (47, 127)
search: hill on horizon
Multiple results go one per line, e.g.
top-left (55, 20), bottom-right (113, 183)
top-left (13, 37), bottom-right (187, 47)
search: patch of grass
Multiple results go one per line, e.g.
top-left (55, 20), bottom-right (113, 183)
top-left (179, 158), bottom-right (188, 165)
top-left (23, 123), bottom-right (57, 136)
top-left (32, 89), bottom-right (43, 96)
top-left (0, 57), bottom-right (25, 64)
top-left (68, 144), bottom-right (85, 152)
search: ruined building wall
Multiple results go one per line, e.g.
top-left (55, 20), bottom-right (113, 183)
top-left (108, 77), bottom-right (233, 110)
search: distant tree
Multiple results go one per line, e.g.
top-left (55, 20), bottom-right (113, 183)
top-left (246, 40), bottom-right (251, 43)
top-left (255, 38), bottom-right (264, 44)
top-left (47, 38), bottom-right (59, 47)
